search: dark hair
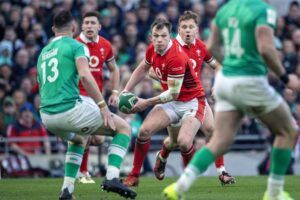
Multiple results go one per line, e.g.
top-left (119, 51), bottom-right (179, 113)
top-left (53, 10), bottom-right (74, 28)
top-left (291, 1), bottom-right (299, 8)
top-left (151, 18), bottom-right (172, 33)
top-left (178, 11), bottom-right (199, 25)
top-left (83, 11), bottom-right (100, 22)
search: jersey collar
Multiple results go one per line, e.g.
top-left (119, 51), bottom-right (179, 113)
top-left (157, 40), bottom-right (173, 56)
top-left (51, 36), bottom-right (64, 42)
top-left (175, 34), bottom-right (195, 47)
top-left (79, 32), bottom-right (99, 43)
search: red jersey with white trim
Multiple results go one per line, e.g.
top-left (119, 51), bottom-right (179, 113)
top-left (145, 40), bottom-right (204, 101)
top-left (174, 35), bottom-right (212, 98)
top-left (76, 33), bottom-right (114, 95)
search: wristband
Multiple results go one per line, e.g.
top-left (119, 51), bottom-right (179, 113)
top-left (280, 74), bottom-right (289, 84)
top-left (97, 100), bottom-right (107, 108)
top-left (112, 89), bottom-right (119, 94)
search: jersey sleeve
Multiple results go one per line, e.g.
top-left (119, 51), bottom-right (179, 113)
top-left (145, 45), bottom-right (153, 65)
top-left (256, 6), bottom-right (277, 29)
top-left (74, 44), bottom-right (90, 61)
top-left (105, 42), bottom-right (114, 63)
top-left (167, 56), bottom-right (186, 79)
top-left (202, 44), bottom-right (213, 62)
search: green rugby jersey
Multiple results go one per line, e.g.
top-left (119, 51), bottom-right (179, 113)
top-left (214, 0), bottom-right (277, 76)
top-left (37, 36), bottom-right (89, 114)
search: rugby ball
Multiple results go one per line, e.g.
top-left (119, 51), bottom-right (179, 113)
top-left (118, 92), bottom-right (138, 114)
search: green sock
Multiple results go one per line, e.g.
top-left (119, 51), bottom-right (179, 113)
top-left (108, 133), bottom-right (130, 168)
top-left (266, 147), bottom-right (292, 197)
top-left (62, 143), bottom-right (84, 193)
top-left (270, 147), bottom-right (292, 179)
top-left (65, 142), bottom-right (84, 178)
top-left (106, 133), bottom-right (130, 180)
top-left (190, 147), bottom-right (215, 173)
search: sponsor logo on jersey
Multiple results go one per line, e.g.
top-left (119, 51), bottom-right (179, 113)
top-left (89, 55), bottom-right (99, 68)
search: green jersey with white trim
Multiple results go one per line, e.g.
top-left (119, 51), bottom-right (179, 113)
top-left (37, 36), bottom-right (90, 114)
top-left (214, 0), bottom-right (277, 76)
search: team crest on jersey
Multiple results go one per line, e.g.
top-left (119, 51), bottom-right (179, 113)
top-left (100, 48), bottom-right (104, 54)
top-left (89, 55), bottom-right (99, 68)
top-left (196, 49), bottom-right (201, 57)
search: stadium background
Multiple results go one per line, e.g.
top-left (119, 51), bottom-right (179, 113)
top-left (0, 0), bottom-right (299, 178)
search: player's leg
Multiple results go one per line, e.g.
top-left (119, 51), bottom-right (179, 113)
top-left (59, 136), bottom-right (87, 199)
top-left (154, 126), bottom-right (180, 180)
top-left (164, 110), bottom-right (243, 199)
top-left (176, 116), bottom-right (200, 167)
top-left (78, 136), bottom-right (95, 184)
top-left (41, 99), bottom-right (102, 199)
top-left (201, 104), bottom-right (235, 185)
top-left (94, 113), bottom-right (137, 198)
top-left (258, 102), bottom-right (298, 200)
top-left (123, 106), bottom-right (172, 186)
top-left (78, 135), bottom-right (104, 184)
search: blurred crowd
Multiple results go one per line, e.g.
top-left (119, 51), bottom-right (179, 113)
top-left (0, 0), bottom-right (300, 156)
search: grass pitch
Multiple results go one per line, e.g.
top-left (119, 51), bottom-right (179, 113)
top-left (0, 176), bottom-right (299, 200)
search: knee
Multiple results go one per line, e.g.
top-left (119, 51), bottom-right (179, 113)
top-left (281, 124), bottom-right (299, 141)
top-left (177, 136), bottom-right (193, 152)
top-left (203, 125), bottom-right (214, 141)
top-left (90, 136), bottom-right (105, 145)
top-left (117, 121), bottom-right (131, 136)
top-left (138, 125), bottom-right (153, 140)
top-left (164, 137), bottom-right (177, 150)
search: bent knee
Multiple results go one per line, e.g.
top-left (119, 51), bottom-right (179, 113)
top-left (116, 120), bottom-right (131, 136)
top-left (90, 136), bottom-right (105, 145)
top-left (177, 137), bottom-right (193, 151)
top-left (202, 125), bottom-right (214, 140)
top-left (138, 126), bottom-right (153, 140)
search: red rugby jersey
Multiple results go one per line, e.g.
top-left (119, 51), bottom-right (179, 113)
top-left (76, 33), bottom-right (114, 95)
top-left (145, 40), bottom-right (204, 102)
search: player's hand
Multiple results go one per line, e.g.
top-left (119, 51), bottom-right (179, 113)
top-left (286, 74), bottom-right (300, 92)
top-left (108, 93), bottom-right (118, 107)
top-left (100, 107), bottom-right (116, 131)
top-left (131, 98), bottom-right (149, 113)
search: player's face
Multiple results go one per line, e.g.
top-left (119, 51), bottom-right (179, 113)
top-left (178, 19), bottom-right (198, 45)
top-left (151, 26), bottom-right (171, 54)
top-left (82, 16), bottom-right (101, 40)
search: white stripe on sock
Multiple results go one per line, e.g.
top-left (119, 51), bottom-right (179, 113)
top-left (108, 144), bottom-right (127, 158)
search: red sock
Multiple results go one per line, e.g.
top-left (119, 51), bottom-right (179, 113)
top-left (214, 155), bottom-right (224, 169)
top-left (131, 138), bottom-right (151, 177)
top-left (181, 145), bottom-right (196, 167)
top-left (160, 143), bottom-right (171, 159)
top-left (80, 147), bottom-right (89, 173)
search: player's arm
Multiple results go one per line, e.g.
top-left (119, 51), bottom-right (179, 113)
top-left (76, 57), bottom-right (115, 130)
top-left (131, 75), bottom-right (184, 113)
top-left (124, 59), bottom-right (151, 92)
top-left (148, 75), bottom-right (184, 105)
top-left (107, 59), bottom-right (120, 93)
top-left (76, 57), bottom-right (105, 104)
top-left (256, 25), bottom-right (300, 91)
top-left (256, 26), bottom-right (285, 77)
top-left (106, 59), bottom-right (120, 106)
top-left (207, 22), bottom-right (224, 62)
top-left (206, 56), bottom-right (222, 72)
